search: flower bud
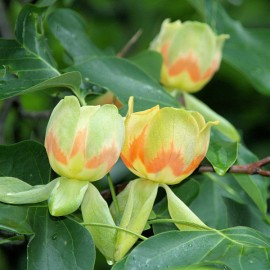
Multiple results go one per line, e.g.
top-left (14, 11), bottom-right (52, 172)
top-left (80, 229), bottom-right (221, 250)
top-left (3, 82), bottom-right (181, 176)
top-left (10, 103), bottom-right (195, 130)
top-left (45, 96), bottom-right (124, 181)
top-left (121, 98), bottom-right (218, 184)
top-left (150, 19), bottom-right (228, 92)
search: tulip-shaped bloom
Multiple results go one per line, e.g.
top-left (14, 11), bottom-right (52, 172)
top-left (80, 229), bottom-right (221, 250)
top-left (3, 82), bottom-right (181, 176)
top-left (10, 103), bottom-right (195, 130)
top-left (150, 19), bottom-right (228, 93)
top-left (121, 99), bottom-right (217, 184)
top-left (45, 96), bottom-right (124, 182)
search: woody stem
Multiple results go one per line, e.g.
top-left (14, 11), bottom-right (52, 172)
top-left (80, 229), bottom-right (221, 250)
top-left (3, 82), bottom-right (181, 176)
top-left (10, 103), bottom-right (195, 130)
top-left (198, 156), bottom-right (270, 177)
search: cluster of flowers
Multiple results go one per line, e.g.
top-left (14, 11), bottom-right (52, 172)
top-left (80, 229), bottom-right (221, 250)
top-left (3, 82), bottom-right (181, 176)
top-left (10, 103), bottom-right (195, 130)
top-left (0, 20), bottom-right (220, 265)
top-left (45, 94), bottom-right (217, 262)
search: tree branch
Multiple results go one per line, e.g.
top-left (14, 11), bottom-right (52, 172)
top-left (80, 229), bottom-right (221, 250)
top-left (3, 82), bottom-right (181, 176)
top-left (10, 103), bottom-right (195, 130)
top-left (198, 157), bottom-right (270, 177)
top-left (117, 29), bottom-right (142, 57)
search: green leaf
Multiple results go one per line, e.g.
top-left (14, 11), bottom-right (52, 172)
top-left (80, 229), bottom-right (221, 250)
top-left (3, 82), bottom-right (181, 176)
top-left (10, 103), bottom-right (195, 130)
top-left (14, 5), bottom-right (57, 70)
top-left (27, 208), bottom-right (95, 270)
top-left (224, 198), bottom-right (270, 237)
top-left (233, 144), bottom-right (269, 217)
top-left (68, 56), bottom-right (179, 113)
top-left (0, 140), bottom-right (50, 185)
top-left (189, 0), bottom-right (270, 95)
top-left (0, 203), bottom-right (34, 234)
top-left (0, 6), bottom-right (82, 100)
top-left (47, 8), bottom-right (102, 64)
top-left (125, 227), bottom-right (270, 270)
top-left (206, 129), bottom-right (238, 175)
top-left (190, 174), bottom-right (270, 232)
top-left (190, 175), bottom-right (229, 229)
top-left (0, 5), bottom-right (57, 97)
top-left (129, 50), bottom-right (162, 82)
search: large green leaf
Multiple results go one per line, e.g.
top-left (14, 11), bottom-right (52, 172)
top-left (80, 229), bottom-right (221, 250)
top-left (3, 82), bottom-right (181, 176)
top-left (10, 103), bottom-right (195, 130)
top-left (206, 129), bottom-right (238, 175)
top-left (124, 227), bottom-right (270, 270)
top-left (188, 0), bottom-right (270, 95)
top-left (68, 56), bottom-right (179, 113)
top-left (27, 208), bottom-right (95, 270)
top-left (47, 8), bottom-right (102, 64)
top-left (233, 144), bottom-right (269, 217)
top-left (190, 174), bottom-right (270, 233)
top-left (0, 140), bottom-right (50, 185)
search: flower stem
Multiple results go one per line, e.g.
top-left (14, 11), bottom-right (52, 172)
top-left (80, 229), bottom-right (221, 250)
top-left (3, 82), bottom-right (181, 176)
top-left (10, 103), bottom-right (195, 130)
top-left (81, 222), bottom-right (147, 241)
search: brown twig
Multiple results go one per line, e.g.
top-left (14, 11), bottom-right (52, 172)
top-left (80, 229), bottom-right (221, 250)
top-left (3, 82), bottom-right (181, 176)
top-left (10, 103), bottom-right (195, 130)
top-left (117, 29), bottom-right (143, 57)
top-left (198, 157), bottom-right (270, 177)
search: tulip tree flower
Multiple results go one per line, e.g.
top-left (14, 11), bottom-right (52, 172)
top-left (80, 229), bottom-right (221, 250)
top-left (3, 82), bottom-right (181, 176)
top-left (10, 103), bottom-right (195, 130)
top-left (45, 96), bottom-right (124, 182)
top-left (44, 96), bottom-right (125, 216)
top-left (121, 97), bottom-right (218, 185)
top-left (150, 19), bottom-right (228, 93)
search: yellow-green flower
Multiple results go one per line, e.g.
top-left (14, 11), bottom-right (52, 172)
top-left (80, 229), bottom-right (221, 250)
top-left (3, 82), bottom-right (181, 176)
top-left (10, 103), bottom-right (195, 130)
top-left (150, 19), bottom-right (228, 93)
top-left (45, 96), bottom-right (124, 182)
top-left (121, 98), bottom-right (218, 184)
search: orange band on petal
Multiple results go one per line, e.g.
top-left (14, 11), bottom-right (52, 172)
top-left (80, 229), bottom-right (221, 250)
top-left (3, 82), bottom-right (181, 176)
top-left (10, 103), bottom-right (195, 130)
top-left (145, 143), bottom-right (185, 176)
top-left (161, 42), bottom-right (170, 64)
top-left (169, 52), bottom-right (201, 82)
top-left (70, 128), bottom-right (87, 158)
top-left (45, 131), bottom-right (68, 165)
top-left (128, 125), bottom-right (148, 164)
top-left (86, 144), bottom-right (118, 170)
top-left (120, 153), bottom-right (133, 170)
top-left (182, 154), bottom-right (205, 175)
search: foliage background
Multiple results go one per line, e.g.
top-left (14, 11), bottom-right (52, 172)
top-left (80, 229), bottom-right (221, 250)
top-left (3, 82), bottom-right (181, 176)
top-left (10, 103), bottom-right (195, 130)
top-left (0, 0), bottom-right (270, 269)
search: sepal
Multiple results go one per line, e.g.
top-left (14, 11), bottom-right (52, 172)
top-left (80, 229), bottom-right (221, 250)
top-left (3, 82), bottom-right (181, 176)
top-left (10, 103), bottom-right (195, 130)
top-left (48, 177), bottom-right (88, 216)
top-left (81, 183), bottom-right (117, 264)
top-left (111, 178), bottom-right (159, 261)
top-left (161, 183), bottom-right (206, 230)
top-left (0, 177), bottom-right (57, 204)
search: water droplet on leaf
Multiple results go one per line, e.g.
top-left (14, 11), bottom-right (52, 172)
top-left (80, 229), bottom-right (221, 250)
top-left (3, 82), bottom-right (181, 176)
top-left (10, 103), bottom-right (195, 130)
top-left (51, 233), bottom-right (58, 240)
top-left (106, 260), bottom-right (114, 265)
